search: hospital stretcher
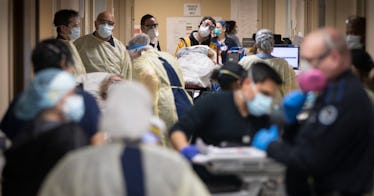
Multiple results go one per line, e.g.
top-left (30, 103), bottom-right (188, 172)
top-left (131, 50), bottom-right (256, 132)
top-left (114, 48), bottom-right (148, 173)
top-left (192, 140), bottom-right (286, 196)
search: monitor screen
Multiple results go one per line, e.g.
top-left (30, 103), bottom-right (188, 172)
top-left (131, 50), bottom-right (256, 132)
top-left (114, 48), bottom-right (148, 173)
top-left (271, 46), bottom-right (300, 69)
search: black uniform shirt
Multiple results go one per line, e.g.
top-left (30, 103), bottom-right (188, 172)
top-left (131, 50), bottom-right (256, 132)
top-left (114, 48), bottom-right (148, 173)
top-left (267, 71), bottom-right (374, 194)
top-left (169, 91), bottom-right (270, 147)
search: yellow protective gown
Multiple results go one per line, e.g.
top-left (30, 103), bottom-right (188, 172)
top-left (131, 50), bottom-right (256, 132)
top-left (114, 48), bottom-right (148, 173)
top-left (61, 40), bottom-right (86, 76)
top-left (132, 49), bottom-right (192, 130)
top-left (239, 55), bottom-right (298, 104)
top-left (74, 34), bottom-right (132, 79)
top-left (39, 143), bottom-right (210, 196)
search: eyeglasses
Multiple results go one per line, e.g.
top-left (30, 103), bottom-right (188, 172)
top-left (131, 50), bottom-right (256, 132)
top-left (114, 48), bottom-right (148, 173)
top-left (201, 22), bottom-right (215, 30)
top-left (143, 23), bottom-right (159, 29)
top-left (98, 19), bottom-right (115, 26)
top-left (301, 49), bottom-right (331, 67)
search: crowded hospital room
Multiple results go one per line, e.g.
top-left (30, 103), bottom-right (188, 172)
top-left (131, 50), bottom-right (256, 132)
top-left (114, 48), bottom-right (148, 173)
top-left (1, 0), bottom-right (374, 195)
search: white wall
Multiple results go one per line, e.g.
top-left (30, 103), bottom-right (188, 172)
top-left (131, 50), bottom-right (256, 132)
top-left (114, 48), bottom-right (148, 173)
top-left (231, 0), bottom-right (258, 42)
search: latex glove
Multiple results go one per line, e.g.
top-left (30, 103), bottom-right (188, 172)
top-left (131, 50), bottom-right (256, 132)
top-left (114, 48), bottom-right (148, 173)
top-left (282, 90), bottom-right (307, 123)
top-left (180, 145), bottom-right (200, 160)
top-left (252, 125), bottom-right (279, 151)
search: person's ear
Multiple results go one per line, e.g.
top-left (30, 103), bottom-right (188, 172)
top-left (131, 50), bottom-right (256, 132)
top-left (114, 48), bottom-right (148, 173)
top-left (94, 21), bottom-right (98, 29)
top-left (60, 25), bottom-right (69, 34)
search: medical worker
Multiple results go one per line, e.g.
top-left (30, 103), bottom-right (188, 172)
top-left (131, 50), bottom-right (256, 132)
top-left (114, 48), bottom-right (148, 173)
top-left (53, 9), bottom-right (86, 76)
top-left (2, 69), bottom-right (90, 196)
top-left (345, 15), bottom-right (366, 50)
top-left (211, 20), bottom-right (238, 64)
top-left (210, 62), bottom-right (246, 91)
top-left (169, 62), bottom-right (282, 191)
top-left (0, 39), bottom-right (101, 141)
top-left (252, 27), bottom-right (374, 196)
top-left (239, 29), bottom-right (298, 104)
top-left (74, 11), bottom-right (132, 79)
top-left (128, 33), bottom-right (192, 131)
top-left (140, 14), bottom-right (161, 51)
top-left (38, 81), bottom-right (210, 196)
top-left (225, 20), bottom-right (241, 46)
top-left (175, 16), bottom-right (217, 55)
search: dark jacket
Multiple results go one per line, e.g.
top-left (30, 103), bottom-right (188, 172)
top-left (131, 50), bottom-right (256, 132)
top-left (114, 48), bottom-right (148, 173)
top-left (268, 71), bottom-right (374, 195)
top-left (2, 121), bottom-right (89, 196)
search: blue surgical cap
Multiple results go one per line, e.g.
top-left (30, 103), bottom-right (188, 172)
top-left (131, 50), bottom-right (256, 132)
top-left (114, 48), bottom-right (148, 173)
top-left (217, 20), bottom-right (226, 27)
top-left (15, 68), bottom-right (76, 120)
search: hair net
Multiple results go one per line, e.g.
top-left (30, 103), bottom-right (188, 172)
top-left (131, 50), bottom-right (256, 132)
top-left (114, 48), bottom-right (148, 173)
top-left (15, 68), bottom-right (76, 120)
top-left (127, 33), bottom-right (153, 57)
top-left (100, 81), bottom-right (153, 140)
top-left (255, 29), bottom-right (274, 52)
top-left (217, 20), bottom-right (226, 27)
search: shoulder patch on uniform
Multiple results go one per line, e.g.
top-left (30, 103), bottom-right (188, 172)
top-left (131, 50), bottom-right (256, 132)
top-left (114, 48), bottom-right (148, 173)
top-left (318, 105), bottom-right (338, 126)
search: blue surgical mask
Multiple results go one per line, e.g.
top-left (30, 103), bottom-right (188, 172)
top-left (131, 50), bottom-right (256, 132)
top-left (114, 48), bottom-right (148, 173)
top-left (346, 35), bottom-right (363, 49)
top-left (69, 27), bottom-right (81, 40)
top-left (214, 28), bottom-right (221, 36)
top-left (62, 95), bottom-right (85, 122)
top-left (246, 83), bottom-right (273, 117)
top-left (97, 24), bottom-right (114, 38)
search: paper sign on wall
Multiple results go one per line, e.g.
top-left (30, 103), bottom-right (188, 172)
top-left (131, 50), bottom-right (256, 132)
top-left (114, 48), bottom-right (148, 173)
top-left (184, 3), bottom-right (200, 16)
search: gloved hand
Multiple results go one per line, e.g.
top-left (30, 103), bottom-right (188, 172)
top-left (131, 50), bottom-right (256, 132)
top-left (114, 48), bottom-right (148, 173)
top-left (252, 125), bottom-right (279, 151)
top-left (282, 90), bottom-right (307, 124)
top-left (180, 145), bottom-right (200, 160)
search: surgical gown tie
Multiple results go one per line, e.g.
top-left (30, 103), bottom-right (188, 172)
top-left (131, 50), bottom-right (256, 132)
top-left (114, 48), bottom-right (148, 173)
top-left (121, 145), bottom-right (145, 196)
top-left (158, 57), bottom-right (192, 119)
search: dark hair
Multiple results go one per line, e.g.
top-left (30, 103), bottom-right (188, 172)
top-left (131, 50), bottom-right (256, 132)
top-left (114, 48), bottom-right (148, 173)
top-left (225, 20), bottom-right (236, 34)
top-left (211, 62), bottom-right (246, 90)
top-left (32, 39), bottom-right (74, 73)
top-left (249, 62), bottom-right (282, 85)
top-left (346, 15), bottom-right (366, 48)
top-left (140, 14), bottom-right (154, 25)
top-left (199, 16), bottom-right (216, 27)
top-left (351, 49), bottom-right (374, 75)
top-left (53, 9), bottom-right (79, 34)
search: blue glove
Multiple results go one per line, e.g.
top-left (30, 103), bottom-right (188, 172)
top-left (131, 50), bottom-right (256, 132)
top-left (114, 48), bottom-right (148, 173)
top-left (212, 82), bottom-right (221, 92)
top-left (282, 90), bottom-right (307, 123)
top-left (180, 145), bottom-right (200, 160)
top-left (252, 125), bottom-right (279, 151)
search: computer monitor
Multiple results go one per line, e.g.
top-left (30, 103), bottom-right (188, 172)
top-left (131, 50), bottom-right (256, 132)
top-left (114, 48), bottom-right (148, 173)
top-left (271, 46), bottom-right (300, 69)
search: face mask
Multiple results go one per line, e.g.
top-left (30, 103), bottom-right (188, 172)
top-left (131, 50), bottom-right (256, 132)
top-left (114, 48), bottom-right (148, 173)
top-left (246, 84), bottom-right (273, 117)
top-left (214, 28), bottom-right (221, 36)
top-left (147, 28), bottom-right (159, 40)
top-left (68, 27), bottom-right (81, 40)
top-left (198, 26), bottom-right (211, 37)
top-left (297, 68), bottom-right (327, 92)
top-left (346, 35), bottom-right (363, 49)
top-left (97, 24), bottom-right (114, 38)
top-left (62, 95), bottom-right (85, 122)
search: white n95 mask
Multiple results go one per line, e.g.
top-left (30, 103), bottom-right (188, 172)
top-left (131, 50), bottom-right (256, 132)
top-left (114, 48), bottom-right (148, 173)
top-left (147, 28), bottom-right (159, 40)
top-left (63, 95), bottom-right (85, 122)
top-left (97, 24), bottom-right (114, 38)
top-left (69, 27), bottom-right (81, 40)
top-left (198, 26), bottom-right (211, 37)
